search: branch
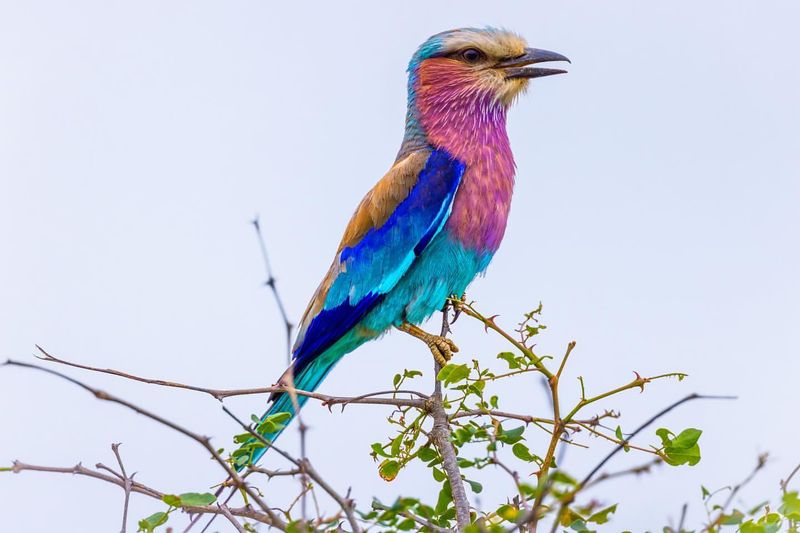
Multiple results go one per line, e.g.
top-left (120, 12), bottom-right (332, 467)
top-left (4, 461), bottom-right (274, 525)
top-left (252, 215), bottom-right (294, 364)
top-left (27, 348), bottom-right (427, 407)
top-left (3, 359), bottom-right (287, 530)
top-left (431, 303), bottom-right (471, 531)
top-left (216, 503), bottom-right (246, 533)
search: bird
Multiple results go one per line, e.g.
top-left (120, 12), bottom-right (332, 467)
top-left (235, 27), bottom-right (568, 469)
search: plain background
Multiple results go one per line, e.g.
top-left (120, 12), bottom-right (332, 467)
top-left (1, 1), bottom-right (799, 531)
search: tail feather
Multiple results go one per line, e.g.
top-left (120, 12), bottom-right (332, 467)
top-left (233, 353), bottom-right (342, 470)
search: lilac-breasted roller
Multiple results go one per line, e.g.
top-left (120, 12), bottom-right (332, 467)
top-left (237, 28), bottom-right (567, 467)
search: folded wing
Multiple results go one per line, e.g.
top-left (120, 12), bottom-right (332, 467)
top-left (291, 148), bottom-right (465, 372)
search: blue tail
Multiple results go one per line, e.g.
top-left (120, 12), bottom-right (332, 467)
top-left (233, 352), bottom-right (343, 471)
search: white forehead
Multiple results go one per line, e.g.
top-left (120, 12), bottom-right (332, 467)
top-left (439, 28), bottom-right (528, 58)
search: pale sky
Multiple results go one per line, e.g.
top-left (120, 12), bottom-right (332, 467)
top-left (1, 1), bottom-right (799, 532)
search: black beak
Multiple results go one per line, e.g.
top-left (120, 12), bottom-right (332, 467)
top-left (498, 47), bottom-right (570, 79)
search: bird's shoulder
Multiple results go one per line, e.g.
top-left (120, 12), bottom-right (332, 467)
top-left (338, 149), bottom-right (432, 250)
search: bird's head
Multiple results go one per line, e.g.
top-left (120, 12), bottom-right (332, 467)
top-left (408, 27), bottom-right (569, 108)
top-left (401, 28), bottom-right (568, 158)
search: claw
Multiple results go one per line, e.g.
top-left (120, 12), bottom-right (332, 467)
top-left (425, 335), bottom-right (459, 366)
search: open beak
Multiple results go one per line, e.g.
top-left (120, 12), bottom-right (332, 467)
top-left (498, 48), bottom-right (570, 79)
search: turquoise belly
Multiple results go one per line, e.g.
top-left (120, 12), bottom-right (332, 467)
top-left (361, 232), bottom-right (492, 332)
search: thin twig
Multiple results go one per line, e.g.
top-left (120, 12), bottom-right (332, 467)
top-left (677, 503), bottom-right (688, 533)
top-left (111, 443), bottom-right (132, 533)
top-left (252, 215), bottom-right (294, 364)
top-left (781, 461), bottom-right (800, 494)
top-left (581, 458), bottom-right (661, 490)
top-left (27, 348), bottom-right (427, 407)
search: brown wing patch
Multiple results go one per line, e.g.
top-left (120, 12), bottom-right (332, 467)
top-left (338, 150), bottom-right (430, 250)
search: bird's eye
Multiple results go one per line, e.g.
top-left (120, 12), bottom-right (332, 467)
top-left (460, 48), bottom-right (485, 63)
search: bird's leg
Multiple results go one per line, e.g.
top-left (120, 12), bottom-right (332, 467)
top-left (397, 322), bottom-right (459, 367)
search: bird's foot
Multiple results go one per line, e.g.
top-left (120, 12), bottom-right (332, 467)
top-left (397, 322), bottom-right (459, 367)
top-left (425, 334), bottom-right (459, 367)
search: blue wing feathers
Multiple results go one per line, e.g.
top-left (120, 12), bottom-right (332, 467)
top-left (292, 292), bottom-right (383, 376)
top-left (293, 149), bottom-right (464, 365)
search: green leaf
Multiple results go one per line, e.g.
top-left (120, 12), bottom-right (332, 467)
top-left (161, 494), bottom-right (182, 507)
top-left (417, 446), bottom-right (437, 462)
top-left (466, 479), bottom-right (483, 494)
top-left (657, 428), bottom-right (702, 466)
top-left (256, 411), bottom-right (292, 435)
top-left (550, 471), bottom-right (577, 487)
top-left (512, 443), bottom-right (540, 463)
top-left (719, 509), bottom-right (744, 525)
top-left (390, 433), bottom-right (403, 457)
top-left (437, 363), bottom-right (470, 385)
top-left (177, 492), bottom-right (216, 507)
top-left (286, 520), bottom-right (311, 533)
top-left (780, 491), bottom-right (800, 520)
top-left (497, 504), bottom-right (519, 521)
top-left (559, 508), bottom-right (584, 527)
top-left (379, 460), bottom-right (400, 482)
top-left (393, 373), bottom-right (401, 388)
top-left (417, 504), bottom-right (435, 519)
top-left (740, 512), bottom-right (782, 533)
top-left (137, 512), bottom-right (168, 533)
top-left (435, 483), bottom-right (453, 514)
top-left (497, 352), bottom-right (520, 369)
top-left (587, 504), bottom-right (617, 524)
top-left (671, 428), bottom-right (702, 449)
top-left (397, 518), bottom-right (416, 530)
top-left (655, 428), bottom-right (674, 448)
top-left (498, 425), bottom-right (525, 444)
top-left (371, 442), bottom-right (390, 458)
top-left (568, 519), bottom-right (593, 532)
